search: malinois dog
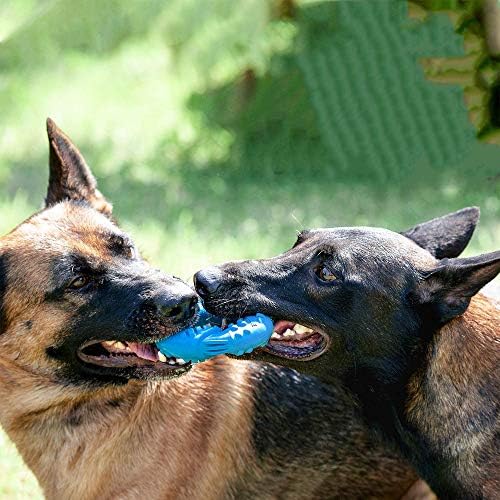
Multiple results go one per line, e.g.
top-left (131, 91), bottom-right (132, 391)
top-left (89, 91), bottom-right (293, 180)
top-left (0, 119), bottom-right (429, 499)
top-left (195, 213), bottom-right (500, 498)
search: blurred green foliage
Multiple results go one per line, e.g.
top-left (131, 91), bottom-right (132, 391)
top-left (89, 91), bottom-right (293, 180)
top-left (0, 0), bottom-right (499, 496)
top-left (411, 0), bottom-right (500, 141)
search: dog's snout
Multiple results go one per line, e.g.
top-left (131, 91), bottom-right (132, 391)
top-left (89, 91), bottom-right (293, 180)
top-left (158, 293), bottom-right (198, 321)
top-left (194, 268), bottom-right (223, 297)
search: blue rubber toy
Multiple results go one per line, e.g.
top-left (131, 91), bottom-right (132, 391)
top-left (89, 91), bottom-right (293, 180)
top-left (156, 304), bottom-right (273, 363)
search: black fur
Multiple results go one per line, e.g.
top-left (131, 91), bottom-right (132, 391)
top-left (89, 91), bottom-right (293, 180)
top-left (196, 215), bottom-right (500, 498)
top-left (239, 361), bottom-right (415, 500)
top-left (251, 363), bottom-right (352, 460)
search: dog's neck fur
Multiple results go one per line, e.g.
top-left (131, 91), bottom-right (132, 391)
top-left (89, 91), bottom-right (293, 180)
top-left (0, 357), bottom-right (255, 499)
top-left (356, 294), bottom-right (499, 498)
top-left (405, 294), bottom-right (499, 497)
top-left (0, 355), bottom-right (422, 500)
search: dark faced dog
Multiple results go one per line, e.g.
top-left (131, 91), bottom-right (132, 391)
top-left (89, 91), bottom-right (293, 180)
top-left (195, 213), bottom-right (500, 499)
top-left (0, 120), bottom-right (431, 499)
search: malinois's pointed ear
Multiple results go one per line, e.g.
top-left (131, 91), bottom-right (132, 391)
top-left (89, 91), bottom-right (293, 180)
top-left (45, 118), bottom-right (112, 216)
top-left (416, 251), bottom-right (500, 324)
top-left (401, 207), bottom-right (479, 259)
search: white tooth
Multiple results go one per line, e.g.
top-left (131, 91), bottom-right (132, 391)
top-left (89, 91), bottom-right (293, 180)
top-left (114, 342), bottom-right (126, 350)
top-left (283, 329), bottom-right (296, 337)
top-left (158, 352), bottom-right (167, 362)
top-left (102, 341), bottom-right (115, 346)
top-left (168, 360), bottom-right (176, 365)
top-left (176, 358), bottom-right (186, 364)
top-left (294, 324), bottom-right (314, 334)
top-left (271, 332), bottom-right (281, 339)
top-left (221, 319), bottom-right (228, 329)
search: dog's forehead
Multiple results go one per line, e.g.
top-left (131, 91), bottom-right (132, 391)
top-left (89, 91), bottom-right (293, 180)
top-left (306, 227), bottom-right (436, 267)
top-left (310, 226), bottom-right (406, 244)
top-left (5, 202), bottom-right (121, 257)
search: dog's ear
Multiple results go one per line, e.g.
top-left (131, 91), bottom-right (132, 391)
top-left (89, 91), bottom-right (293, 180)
top-left (401, 207), bottom-right (479, 259)
top-left (415, 251), bottom-right (500, 324)
top-left (45, 118), bottom-right (112, 216)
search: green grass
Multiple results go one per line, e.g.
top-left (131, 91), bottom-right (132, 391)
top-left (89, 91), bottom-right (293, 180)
top-left (0, 0), bottom-right (499, 496)
top-left (0, 432), bottom-right (42, 499)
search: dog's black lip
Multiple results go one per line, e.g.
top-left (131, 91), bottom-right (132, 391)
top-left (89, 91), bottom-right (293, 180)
top-left (262, 319), bottom-right (330, 361)
top-left (78, 335), bottom-right (164, 350)
top-left (210, 307), bottom-right (331, 361)
top-left (75, 316), bottom-right (199, 372)
top-left (76, 340), bottom-right (192, 373)
top-left (78, 357), bottom-right (192, 379)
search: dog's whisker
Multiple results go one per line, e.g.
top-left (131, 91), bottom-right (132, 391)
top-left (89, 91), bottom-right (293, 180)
top-left (212, 297), bottom-right (239, 307)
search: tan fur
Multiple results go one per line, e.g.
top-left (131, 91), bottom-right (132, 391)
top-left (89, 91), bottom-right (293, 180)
top-left (0, 201), bottom-right (431, 500)
top-left (0, 356), bottom-right (256, 500)
top-left (0, 353), bottom-right (432, 500)
top-left (406, 294), bottom-right (500, 497)
top-left (0, 204), bottom-right (259, 499)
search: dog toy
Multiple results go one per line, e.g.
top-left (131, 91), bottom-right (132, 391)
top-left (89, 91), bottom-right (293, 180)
top-left (156, 304), bottom-right (273, 363)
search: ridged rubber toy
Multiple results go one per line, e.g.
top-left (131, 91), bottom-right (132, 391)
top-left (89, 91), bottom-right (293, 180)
top-left (156, 304), bottom-right (274, 363)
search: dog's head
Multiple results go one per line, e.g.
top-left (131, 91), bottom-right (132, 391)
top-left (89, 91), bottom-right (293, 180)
top-left (0, 119), bottom-right (198, 386)
top-left (195, 210), bottom-right (500, 384)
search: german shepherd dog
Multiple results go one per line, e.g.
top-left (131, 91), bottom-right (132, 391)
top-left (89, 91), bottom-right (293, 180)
top-left (195, 214), bottom-right (500, 498)
top-left (0, 119), bottom-right (430, 499)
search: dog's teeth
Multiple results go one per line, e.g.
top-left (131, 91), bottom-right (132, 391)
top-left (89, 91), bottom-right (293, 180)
top-left (168, 360), bottom-right (176, 365)
top-left (176, 358), bottom-right (186, 365)
top-left (283, 329), bottom-right (296, 337)
top-left (271, 332), bottom-right (281, 339)
top-left (221, 318), bottom-right (228, 329)
top-left (294, 324), bottom-right (314, 334)
top-left (114, 342), bottom-right (126, 350)
top-left (102, 341), bottom-right (115, 346)
top-left (158, 352), bottom-right (167, 363)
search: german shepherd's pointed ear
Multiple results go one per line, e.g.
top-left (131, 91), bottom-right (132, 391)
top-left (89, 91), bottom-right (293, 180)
top-left (415, 251), bottom-right (500, 324)
top-left (401, 207), bottom-right (479, 259)
top-left (45, 118), bottom-right (112, 216)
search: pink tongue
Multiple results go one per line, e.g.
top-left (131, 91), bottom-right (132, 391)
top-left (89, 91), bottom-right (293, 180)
top-left (273, 321), bottom-right (296, 335)
top-left (128, 342), bottom-right (158, 361)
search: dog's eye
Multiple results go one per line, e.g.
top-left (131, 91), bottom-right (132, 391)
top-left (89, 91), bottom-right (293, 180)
top-left (315, 266), bottom-right (338, 282)
top-left (68, 276), bottom-right (90, 290)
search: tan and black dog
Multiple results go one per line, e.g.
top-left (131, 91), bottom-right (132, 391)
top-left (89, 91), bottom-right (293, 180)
top-left (0, 119), bottom-right (434, 499)
top-left (195, 215), bottom-right (500, 498)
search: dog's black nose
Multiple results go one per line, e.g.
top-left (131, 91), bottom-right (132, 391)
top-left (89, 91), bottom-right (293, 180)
top-left (194, 268), bottom-right (223, 297)
top-left (158, 293), bottom-right (198, 321)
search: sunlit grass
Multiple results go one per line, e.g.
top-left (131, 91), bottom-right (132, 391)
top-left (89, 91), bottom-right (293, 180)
top-left (0, 431), bottom-right (42, 499)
